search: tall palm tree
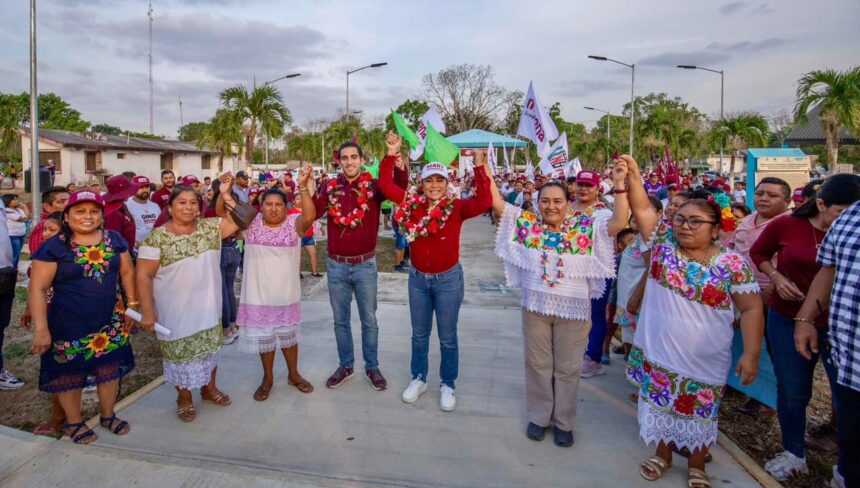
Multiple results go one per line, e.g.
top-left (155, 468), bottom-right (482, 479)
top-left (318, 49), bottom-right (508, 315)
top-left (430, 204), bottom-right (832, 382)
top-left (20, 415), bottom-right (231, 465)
top-left (360, 127), bottom-right (387, 161)
top-left (196, 109), bottom-right (244, 172)
top-left (794, 67), bottom-right (860, 170)
top-left (708, 113), bottom-right (770, 180)
top-left (219, 84), bottom-right (292, 164)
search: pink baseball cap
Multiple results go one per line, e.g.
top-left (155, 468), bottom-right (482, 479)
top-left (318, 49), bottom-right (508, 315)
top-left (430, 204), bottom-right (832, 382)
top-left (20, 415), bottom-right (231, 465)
top-left (66, 189), bottom-right (105, 209)
top-left (575, 170), bottom-right (600, 186)
top-left (132, 175), bottom-right (151, 187)
top-left (181, 175), bottom-right (200, 185)
top-left (792, 188), bottom-right (805, 202)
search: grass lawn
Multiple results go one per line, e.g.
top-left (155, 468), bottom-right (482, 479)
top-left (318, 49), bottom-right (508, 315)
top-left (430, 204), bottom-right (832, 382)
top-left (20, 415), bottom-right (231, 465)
top-left (300, 236), bottom-right (398, 273)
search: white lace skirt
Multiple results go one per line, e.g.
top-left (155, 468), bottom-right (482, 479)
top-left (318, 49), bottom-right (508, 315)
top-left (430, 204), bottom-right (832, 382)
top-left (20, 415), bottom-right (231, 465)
top-left (163, 351), bottom-right (220, 390)
top-left (238, 326), bottom-right (300, 353)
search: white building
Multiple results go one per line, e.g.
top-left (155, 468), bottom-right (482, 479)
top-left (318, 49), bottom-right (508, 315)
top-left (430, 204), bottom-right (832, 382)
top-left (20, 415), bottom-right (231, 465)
top-left (20, 128), bottom-right (232, 187)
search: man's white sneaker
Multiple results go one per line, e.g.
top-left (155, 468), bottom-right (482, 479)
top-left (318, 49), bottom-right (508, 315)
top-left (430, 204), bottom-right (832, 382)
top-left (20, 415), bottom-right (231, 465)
top-left (401, 379), bottom-right (427, 404)
top-left (764, 451), bottom-right (808, 481)
top-left (440, 385), bottom-right (456, 412)
top-left (0, 369), bottom-right (24, 390)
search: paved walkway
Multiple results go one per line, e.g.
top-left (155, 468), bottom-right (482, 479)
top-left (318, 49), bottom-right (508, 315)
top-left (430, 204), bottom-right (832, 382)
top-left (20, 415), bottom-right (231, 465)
top-left (0, 218), bottom-right (762, 487)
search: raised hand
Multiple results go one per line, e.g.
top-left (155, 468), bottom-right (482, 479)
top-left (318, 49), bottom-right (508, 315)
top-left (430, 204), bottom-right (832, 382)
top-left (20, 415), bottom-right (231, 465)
top-left (619, 154), bottom-right (640, 179)
top-left (299, 165), bottom-right (314, 194)
top-left (473, 149), bottom-right (487, 166)
top-left (219, 172), bottom-right (234, 194)
top-left (611, 158), bottom-right (629, 185)
top-left (386, 130), bottom-right (402, 156)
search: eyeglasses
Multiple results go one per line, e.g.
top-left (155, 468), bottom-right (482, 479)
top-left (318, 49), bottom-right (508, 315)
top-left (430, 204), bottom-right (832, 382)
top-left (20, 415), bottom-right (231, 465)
top-left (672, 215), bottom-right (716, 230)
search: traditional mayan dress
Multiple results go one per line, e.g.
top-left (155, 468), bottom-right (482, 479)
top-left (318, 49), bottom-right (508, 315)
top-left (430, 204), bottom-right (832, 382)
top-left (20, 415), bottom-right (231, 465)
top-left (626, 225), bottom-right (759, 450)
top-left (138, 218), bottom-right (223, 389)
top-left (236, 213), bottom-right (302, 352)
top-left (33, 231), bottom-right (135, 393)
top-left (495, 203), bottom-right (615, 319)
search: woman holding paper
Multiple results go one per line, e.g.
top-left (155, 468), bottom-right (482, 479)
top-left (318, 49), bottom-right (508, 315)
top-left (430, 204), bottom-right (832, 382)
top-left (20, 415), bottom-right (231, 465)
top-left (136, 176), bottom-right (242, 422)
top-left (29, 190), bottom-right (138, 444)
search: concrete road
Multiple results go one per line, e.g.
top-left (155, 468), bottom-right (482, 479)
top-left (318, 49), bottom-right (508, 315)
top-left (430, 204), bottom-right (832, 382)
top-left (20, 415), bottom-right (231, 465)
top-left (0, 218), bottom-right (762, 487)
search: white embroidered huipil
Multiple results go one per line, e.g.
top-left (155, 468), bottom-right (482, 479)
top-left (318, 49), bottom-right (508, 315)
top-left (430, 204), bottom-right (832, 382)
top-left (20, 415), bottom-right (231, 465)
top-left (495, 203), bottom-right (615, 319)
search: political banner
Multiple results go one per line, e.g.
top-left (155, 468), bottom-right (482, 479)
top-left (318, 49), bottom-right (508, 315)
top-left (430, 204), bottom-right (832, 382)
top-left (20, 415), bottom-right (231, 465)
top-left (517, 81), bottom-right (559, 158)
top-left (538, 133), bottom-right (569, 178)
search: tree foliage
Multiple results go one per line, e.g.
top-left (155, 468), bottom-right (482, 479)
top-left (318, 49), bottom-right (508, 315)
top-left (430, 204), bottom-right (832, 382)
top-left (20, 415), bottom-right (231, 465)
top-left (177, 121), bottom-right (209, 142)
top-left (219, 84), bottom-right (292, 164)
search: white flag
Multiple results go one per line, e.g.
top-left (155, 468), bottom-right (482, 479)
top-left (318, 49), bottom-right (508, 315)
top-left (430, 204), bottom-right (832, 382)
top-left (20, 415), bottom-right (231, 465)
top-left (410, 107), bottom-right (447, 161)
top-left (487, 141), bottom-right (498, 172)
top-left (538, 133), bottom-right (569, 179)
top-left (524, 159), bottom-right (535, 182)
top-left (567, 157), bottom-right (582, 177)
top-left (516, 81), bottom-right (559, 158)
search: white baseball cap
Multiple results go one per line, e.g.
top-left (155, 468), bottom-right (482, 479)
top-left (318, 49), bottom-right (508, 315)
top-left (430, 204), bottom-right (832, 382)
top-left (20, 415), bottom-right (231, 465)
top-left (421, 162), bottom-right (448, 180)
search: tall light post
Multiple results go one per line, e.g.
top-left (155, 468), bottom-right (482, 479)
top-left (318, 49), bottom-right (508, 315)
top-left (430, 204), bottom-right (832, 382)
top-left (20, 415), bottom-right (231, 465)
top-left (584, 106), bottom-right (611, 141)
top-left (678, 65), bottom-right (725, 177)
top-left (29, 0), bottom-right (41, 216)
top-left (346, 62), bottom-right (387, 118)
top-left (262, 73), bottom-right (301, 172)
top-left (588, 55), bottom-right (635, 157)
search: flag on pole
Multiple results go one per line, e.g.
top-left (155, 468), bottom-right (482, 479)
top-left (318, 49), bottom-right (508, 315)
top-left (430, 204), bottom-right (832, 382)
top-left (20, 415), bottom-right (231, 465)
top-left (409, 108), bottom-right (446, 161)
top-left (538, 133), bottom-right (569, 178)
top-left (502, 143), bottom-right (512, 175)
top-left (487, 142), bottom-right (497, 171)
top-left (424, 123), bottom-right (459, 166)
top-left (524, 159), bottom-right (535, 181)
top-left (517, 81), bottom-right (559, 158)
top-left (567, 157), bottom-right (582, 177)
top-left (391, 110), bottom-right (421, 149)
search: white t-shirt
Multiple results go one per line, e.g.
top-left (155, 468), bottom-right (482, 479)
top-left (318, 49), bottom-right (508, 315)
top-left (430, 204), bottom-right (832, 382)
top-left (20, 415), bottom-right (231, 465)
top-left (4, 208), bottom-right (27, 237)
top-left (125, 198), bottom-right (161, 244)
top-left (732, 189), bottom-right (746, 203)
top-left (0, 200), bottom-right (11, 268)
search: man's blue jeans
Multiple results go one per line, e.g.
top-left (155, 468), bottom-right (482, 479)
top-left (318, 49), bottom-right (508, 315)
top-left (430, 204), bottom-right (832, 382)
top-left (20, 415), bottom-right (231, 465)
top-left (408, 264), bottom-right (464, 388)
top-left (585, 279), bottom-right (611, 363)
top-left (220, 243), bottom-right (241, 329)
top-left (834, 383), bottom-right (860, 486)
top-left (327, 257), bottom-right (379, 371)
top-left (767, 308), bottom-right (838, 458)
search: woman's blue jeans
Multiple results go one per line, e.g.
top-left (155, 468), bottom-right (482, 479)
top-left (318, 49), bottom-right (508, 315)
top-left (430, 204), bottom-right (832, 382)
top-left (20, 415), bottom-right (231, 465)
top-left (408, 263), bottom-right (464, 388)
top-left (767, 308), bottom-right (838, 458)
top-left (220, 242), bottom-right (241, 329)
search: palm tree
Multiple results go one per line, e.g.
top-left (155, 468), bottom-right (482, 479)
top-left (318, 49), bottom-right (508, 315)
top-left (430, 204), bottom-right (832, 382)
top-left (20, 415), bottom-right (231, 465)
top-left (0, 95), bottom-right (20, 156)
top-left (219, 84), bottom-right (292, 165)
top-left (707, 113), bottom-right (770, 180)
top-left (794, 67), bottom-right (860, 170)
top-left (360, 127), bottom-right (387, 161)
top-left (196, 109), bottom-right (243, 172)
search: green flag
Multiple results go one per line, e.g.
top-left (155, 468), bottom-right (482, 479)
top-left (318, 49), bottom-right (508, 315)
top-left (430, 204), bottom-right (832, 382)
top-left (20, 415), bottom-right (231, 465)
top-left (424, 122), bottom-right (459, 166)
top-left (391, 111), bottom-right (421, 149)
top-left (362, 157), bottom-right (380, 178)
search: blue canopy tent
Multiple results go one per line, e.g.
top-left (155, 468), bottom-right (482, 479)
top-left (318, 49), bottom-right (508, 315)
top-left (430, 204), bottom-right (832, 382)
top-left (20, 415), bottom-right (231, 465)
top-left (446, 129), bottom-right (528, 171)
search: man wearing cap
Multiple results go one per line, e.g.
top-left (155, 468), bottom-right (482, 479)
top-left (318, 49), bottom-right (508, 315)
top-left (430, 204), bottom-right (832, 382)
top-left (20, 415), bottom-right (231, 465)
top-left (103, 175), bottom-right (138, 249)
top-left (152, 170), bottom-right (176, 209)
top-left (312, 137), bottom-right (408, 391)
top-left (181, 175), bottom-right (201, 194)
top-left (232, 171), bottom-right (251, 203)
top-left (125, 176), bottom-right (161, 245)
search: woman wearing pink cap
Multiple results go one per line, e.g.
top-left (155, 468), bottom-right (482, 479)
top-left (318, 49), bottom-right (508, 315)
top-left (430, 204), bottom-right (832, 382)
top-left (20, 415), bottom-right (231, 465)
top-left (29, 190), bottom-right (138, 444)
top-left (378, 131), bottom-right (491, 412)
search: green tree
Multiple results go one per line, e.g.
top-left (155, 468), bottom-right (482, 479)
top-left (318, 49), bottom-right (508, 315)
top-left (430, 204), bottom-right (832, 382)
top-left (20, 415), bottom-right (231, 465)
top-left (90, 123), bottom-right (122, 135)
top-left (708, 113), bottom-right (770, 179)
top-left (385, 99), bottom-right (430, 133)
top-left (0, 94), bottom-right (21, 157)
top-left (219, 84), bottom-right (292, 164)
top-left (794, 66), bottom-right (860, 170)
top-left (360, 127), bottom-right (387, 161)
top-left (178, 121), bottom-right (209, 142)
top-left (196, 109), bottom-right (243, 172)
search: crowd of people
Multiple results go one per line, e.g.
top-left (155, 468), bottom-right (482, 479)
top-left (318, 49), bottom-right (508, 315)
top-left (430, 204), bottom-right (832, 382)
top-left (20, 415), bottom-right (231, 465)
top-left (0, 132), bottom-right (858, 488)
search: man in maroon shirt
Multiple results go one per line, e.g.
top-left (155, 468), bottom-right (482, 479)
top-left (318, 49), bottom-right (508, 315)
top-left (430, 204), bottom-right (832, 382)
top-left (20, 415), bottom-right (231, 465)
top-left (151, 170), bottom-right (176, 209)
top-left (312, 139), bottom-right (408, 390)
top-left (282, 172), bottom-right (297, 204)
top-left (103, 175), bottom-right (139, 249)
top-left (28, 186), bottom-right (70, 255)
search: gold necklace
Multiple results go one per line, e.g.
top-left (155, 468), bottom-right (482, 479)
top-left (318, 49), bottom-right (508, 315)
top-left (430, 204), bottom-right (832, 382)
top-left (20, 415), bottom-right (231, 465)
top-left (679, 245), bottom-right (718, 265)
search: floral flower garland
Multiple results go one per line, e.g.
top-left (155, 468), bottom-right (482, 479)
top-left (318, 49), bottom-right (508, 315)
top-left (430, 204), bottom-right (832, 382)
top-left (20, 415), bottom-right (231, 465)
top-left (326, 172), bottom-right (375, 228)
top-left (71, 234), bottom-right (114, 283)
top-left (393, 191), bottom-right (456, 242)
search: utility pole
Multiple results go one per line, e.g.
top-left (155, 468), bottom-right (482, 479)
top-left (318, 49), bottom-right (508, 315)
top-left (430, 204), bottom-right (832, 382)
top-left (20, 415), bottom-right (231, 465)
top-left (30, 0), bottom-right (41, 217)
top-left (148, 1), bottom-right (154, 134)
top-left (179, 96), bottom-right (183, 127)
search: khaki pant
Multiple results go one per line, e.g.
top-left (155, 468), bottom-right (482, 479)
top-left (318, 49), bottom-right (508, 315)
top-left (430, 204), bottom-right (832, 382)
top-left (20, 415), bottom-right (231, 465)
top-left (522, 309), bottom-right (591, 432)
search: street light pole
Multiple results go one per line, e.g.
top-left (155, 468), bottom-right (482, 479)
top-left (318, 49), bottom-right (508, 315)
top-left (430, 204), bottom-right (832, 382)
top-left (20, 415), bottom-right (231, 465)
top-left (30, 0), bottom-right (41, 217)
top-left (345, 62), bottom-right (388, 119)
top-left (677, 65), bottom-right (725, 177)
top-left (588, 55), bottom-right (635, 156)
top-left (262, 73), bottom-right (301, 172)
top-left (585, 106), bottom-right (612, 165)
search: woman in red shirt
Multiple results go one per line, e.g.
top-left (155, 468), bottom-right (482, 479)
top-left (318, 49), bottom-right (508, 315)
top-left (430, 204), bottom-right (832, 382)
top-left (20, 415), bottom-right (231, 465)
top-left (749, 173), bottom-right (860, 480)
top-left (378, 132), bottom-right (491, 412)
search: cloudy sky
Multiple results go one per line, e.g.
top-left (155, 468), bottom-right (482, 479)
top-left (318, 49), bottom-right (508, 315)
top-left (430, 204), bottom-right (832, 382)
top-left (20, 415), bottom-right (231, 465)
top-left (1, 0), bottom-right (858, 138)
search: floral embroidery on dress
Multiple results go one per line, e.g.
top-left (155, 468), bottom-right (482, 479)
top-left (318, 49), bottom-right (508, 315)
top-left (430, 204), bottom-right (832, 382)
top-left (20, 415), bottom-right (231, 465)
top-left (648, 225), bottom-right (755, 310)
top-left (245, 214), bottom-right (299, 248)
top-left (626, 346), bottom-right (724, 421)
top-left (140, 218), bottom-right (221, 267)
top-left (159, 324), bottom-right (223, 363)
top-left (52, 300), bottom-right (130, 363)
top-left (513, 210), bottom-right (596, 256)
top-left (70, 234), bottom-right (115, 283)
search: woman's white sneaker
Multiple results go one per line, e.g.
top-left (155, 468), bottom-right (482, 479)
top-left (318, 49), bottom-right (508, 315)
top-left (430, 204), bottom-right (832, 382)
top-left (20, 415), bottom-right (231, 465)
top-left (764, 451), bottom-right (808, 481)
top-left (401, 379), bottom-right (427, 403)
top-left (440, 385), bottom-right (456, 411)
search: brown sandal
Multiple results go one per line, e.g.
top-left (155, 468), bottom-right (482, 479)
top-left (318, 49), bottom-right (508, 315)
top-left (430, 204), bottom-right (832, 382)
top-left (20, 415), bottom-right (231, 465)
top-left (253, 383), bottom-right (272, 401)
top-left (176, 402), bottom-right (196, 422)
top-left (288, 377), bottom-right (314, 394)
top-left (688, 468), bottom-right (711, 488)
top-left (201, 387), bottom-right (232, 406)
top-left (640, 456), bottom-right (672, 481)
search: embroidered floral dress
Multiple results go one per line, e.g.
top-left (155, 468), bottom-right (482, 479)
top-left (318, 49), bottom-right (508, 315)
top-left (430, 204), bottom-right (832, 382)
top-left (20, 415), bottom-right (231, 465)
top-left (626, 225), bottom-right (759, 450)
top-left (495, 203), bottom-right (615, 319)
top-left (236, 213), bottom-right (302, 352)
top-left (33, 231), bottom-right (134, 393)
top-left (138, 218), bottom-right (223, 389)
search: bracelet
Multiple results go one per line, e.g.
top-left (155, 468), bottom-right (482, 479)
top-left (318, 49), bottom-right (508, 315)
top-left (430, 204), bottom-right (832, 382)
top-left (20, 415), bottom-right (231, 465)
top-left (613, 188), bottom-right (628, 194)
top-left (793, 317), bottom-right (815, 325)
top-left (127, 301), bottom-right (140, 307)
top-left (768, 270), bottom-right (780, 279)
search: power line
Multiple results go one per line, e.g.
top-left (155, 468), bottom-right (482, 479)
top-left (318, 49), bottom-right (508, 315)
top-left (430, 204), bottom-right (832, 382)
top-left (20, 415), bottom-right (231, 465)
top-left (148, 1), bottom-right (154, 134)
